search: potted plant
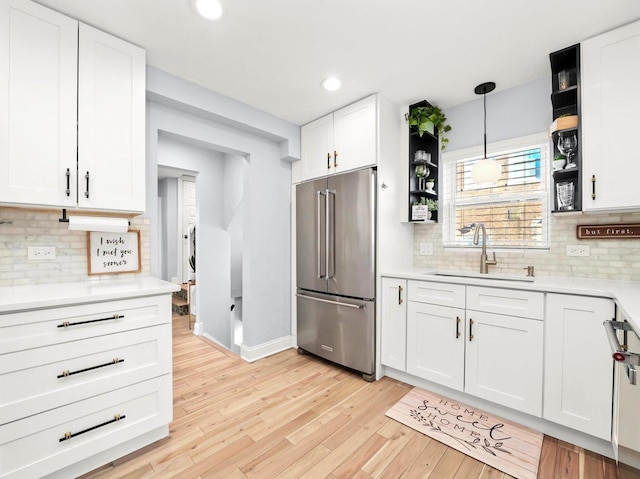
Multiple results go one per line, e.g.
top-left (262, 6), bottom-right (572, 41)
top-left (553, 154), bottom-right (567, 171)
top-left (406, 105), bottom-right (452, 149)
top-left (425, 179), bottom-right (435, 192)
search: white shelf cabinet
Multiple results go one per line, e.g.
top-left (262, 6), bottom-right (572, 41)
top-left (0, 0), bottom-right (146, 213)
top-left (581, 18), bottom-right (640, 212)
top-left (544, 293), bottom-right (614, 440)
top-left (380, 277), bottom-right (407, 371)
top-left (296, 95), bottom-right (376, 183)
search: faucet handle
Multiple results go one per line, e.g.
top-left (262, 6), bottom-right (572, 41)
top-left (487, 251), bottom-right (497, 266)
top-left (523, 265), bottom-right (535, 277)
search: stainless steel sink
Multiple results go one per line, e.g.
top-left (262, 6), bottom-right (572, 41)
top-left (426, 271), bottom-right (535, 283)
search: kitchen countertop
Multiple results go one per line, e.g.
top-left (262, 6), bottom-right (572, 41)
top-left (0, 276), bottom-right (181, 313)
top-left (382, 269), bottom-right (640, 333)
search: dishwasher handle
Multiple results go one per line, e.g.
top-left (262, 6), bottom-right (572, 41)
top-left (604, 319), bottom-right (639, 385)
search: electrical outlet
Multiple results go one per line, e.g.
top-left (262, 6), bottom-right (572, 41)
top-left (27, 246), bottom-right (57, 261)
top-left (419, 242), bottom-right (433, 255)
top-left (566, 245), bottom-right (590, 257)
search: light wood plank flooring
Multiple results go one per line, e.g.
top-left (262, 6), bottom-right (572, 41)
top-left (81, 315), bottom-right (639, 479)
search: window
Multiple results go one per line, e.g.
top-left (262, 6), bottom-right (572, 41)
top-left (442, 133), bottom-right (550, 249)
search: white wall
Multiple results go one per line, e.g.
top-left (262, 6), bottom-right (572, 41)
top-left (445, 77), bottom-right (551, 151)
top-left (224, 154), bottom-right (246, 299)
top-left (145, 67), bottom-right (298, 356)
top-left (157, 177), bottom-right (178, 281)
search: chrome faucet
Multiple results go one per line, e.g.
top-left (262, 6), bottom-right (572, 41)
top-left (473, 223), bottom-right (497, 274)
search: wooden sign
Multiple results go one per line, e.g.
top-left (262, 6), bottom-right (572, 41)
top-left (87, 230), bottom-right (141, 275)
top-left (577, 224), bottom-right (640, 240)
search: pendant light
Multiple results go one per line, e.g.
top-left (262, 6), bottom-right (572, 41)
top-left (470, 81), bottom-right (501, 185)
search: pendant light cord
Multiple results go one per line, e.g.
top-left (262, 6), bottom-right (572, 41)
top-left (483, 91), bottom-right (487, 160)
top-left (474, 81), bottom-right (495, 160)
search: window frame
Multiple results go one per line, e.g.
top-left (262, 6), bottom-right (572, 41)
top-left (441, 132), bottom-right (551, 250)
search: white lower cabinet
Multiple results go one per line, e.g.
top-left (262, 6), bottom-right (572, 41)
top-left (0, 291), bottom-right (173, 479)
top-left (383, 279), bottom-right (544, 417)
top-left (0, 376), bottom-right (171, 479)
top-left (380, 277), bottom-right (407, 371)
top-left (464, 310), bottom-right (543, 417)
top-left (544, 293), bottom-right (614, 440)
top-left (407, 301), bottom-right (465, 391)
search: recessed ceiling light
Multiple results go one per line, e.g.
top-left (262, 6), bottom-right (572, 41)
top-left (321, 77), bottom-right (341, 91)
top-left (192, 0), bottom-right (223, 20)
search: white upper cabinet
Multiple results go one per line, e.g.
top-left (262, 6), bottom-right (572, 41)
top-left (78, 23), bottom-right (146, 212)
top-left (299, 113), bottom-right (334, 181)
top-left (0, 0), bottom-right (78, 208)
top-left (295, 95), bottom-right (377, 183)
top-left (0, 0), bottom-right (146, 213)
top-left (581, 19), bottom-right (640, 212)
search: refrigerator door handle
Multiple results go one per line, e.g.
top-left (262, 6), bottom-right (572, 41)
top-left (296, 293), bottom-right (364, 309)
top-left (317, 190), bottom-right (326, 279)
top-left (326, 189), bottom-right (336, 279)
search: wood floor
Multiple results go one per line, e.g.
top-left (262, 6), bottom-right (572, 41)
top-left (81, 315), bottom-right (639, 479)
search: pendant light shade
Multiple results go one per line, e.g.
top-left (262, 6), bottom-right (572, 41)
top-left (470, 82), bottom-right (501, 185)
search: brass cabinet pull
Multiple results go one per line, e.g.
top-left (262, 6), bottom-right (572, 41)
top-left (469, 318), bottom-right (474, 341)
top-left (57, 314), bottom-right (124, 328)
top-left (334, 150), bottom-right (338, 168)
top-left (59, 413), bottom-right (126, 442)
top-left (57, 358), bottom-right (124, 379)
top-left (398, 285), bottom-right (403, 305)
top-left (456, 316), bottom-right (461, 338)
top-left (327, 152), bottom-right (332, 169)
top-left (591, 175), bottom-right (596, 199)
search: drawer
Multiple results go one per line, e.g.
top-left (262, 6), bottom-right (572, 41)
top-left (408, 280), bottom-right (466, 308)
top-left (466, 286), bottom-right (544, 320)
top-left (0, 324), bottom-right (171, 425)
top-left (0, 295), bottom-right (170, 354)
top-left (0, 375), bottom-right (171, 479)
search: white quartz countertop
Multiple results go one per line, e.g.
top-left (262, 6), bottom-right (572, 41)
top-left (0, 276), bottom-right (181, 313)
top-left (382, 269), bottom-right (640, 333)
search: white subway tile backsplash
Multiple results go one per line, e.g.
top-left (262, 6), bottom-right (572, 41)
top-left (0, 207), bottom-right (150, 286)
top-left (414, 212), bottom-right (640, 281)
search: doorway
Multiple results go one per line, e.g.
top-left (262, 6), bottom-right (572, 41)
top-left (179, 176), bottom-right (196, 284)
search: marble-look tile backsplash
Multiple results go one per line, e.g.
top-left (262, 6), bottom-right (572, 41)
top-left (414, 212), bottom-right (640, 281)
top-left (0, 208), bottom-right (150, 287)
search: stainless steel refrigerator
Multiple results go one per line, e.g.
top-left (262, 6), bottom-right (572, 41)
top-left (296, 168), bottom-right (376, 381)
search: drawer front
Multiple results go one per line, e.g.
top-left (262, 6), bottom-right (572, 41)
top-left (0, 376), bottom-right (171, 479)
top-left (0, 295), bottom-right (170, 354)
top-left (408, 280), bottom-right (466, 308)
top-left (466, 286), bottom-right (544, 320)
top-left (0, 324), bottom-right (171, 425)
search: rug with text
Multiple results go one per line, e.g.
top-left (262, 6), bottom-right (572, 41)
top-left (385, 387), bottom-right (542, 479)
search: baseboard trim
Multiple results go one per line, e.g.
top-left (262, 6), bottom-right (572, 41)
top-left (241, 335), bottom-right (295, 362)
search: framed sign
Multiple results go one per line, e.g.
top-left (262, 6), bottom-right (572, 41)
top-left (577, 224), bottom-right (640, 240)
top-left (87, 230), bottom-right (141, 275)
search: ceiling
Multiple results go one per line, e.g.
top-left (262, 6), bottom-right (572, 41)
top-left (35, 0), bottom-right (640, 125)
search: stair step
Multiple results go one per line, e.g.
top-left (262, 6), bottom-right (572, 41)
top-left (172, 297), bottom-right (188, 307)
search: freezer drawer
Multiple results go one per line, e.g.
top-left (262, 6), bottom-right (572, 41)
top-left (297, 291), bottom-right (374, 377)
